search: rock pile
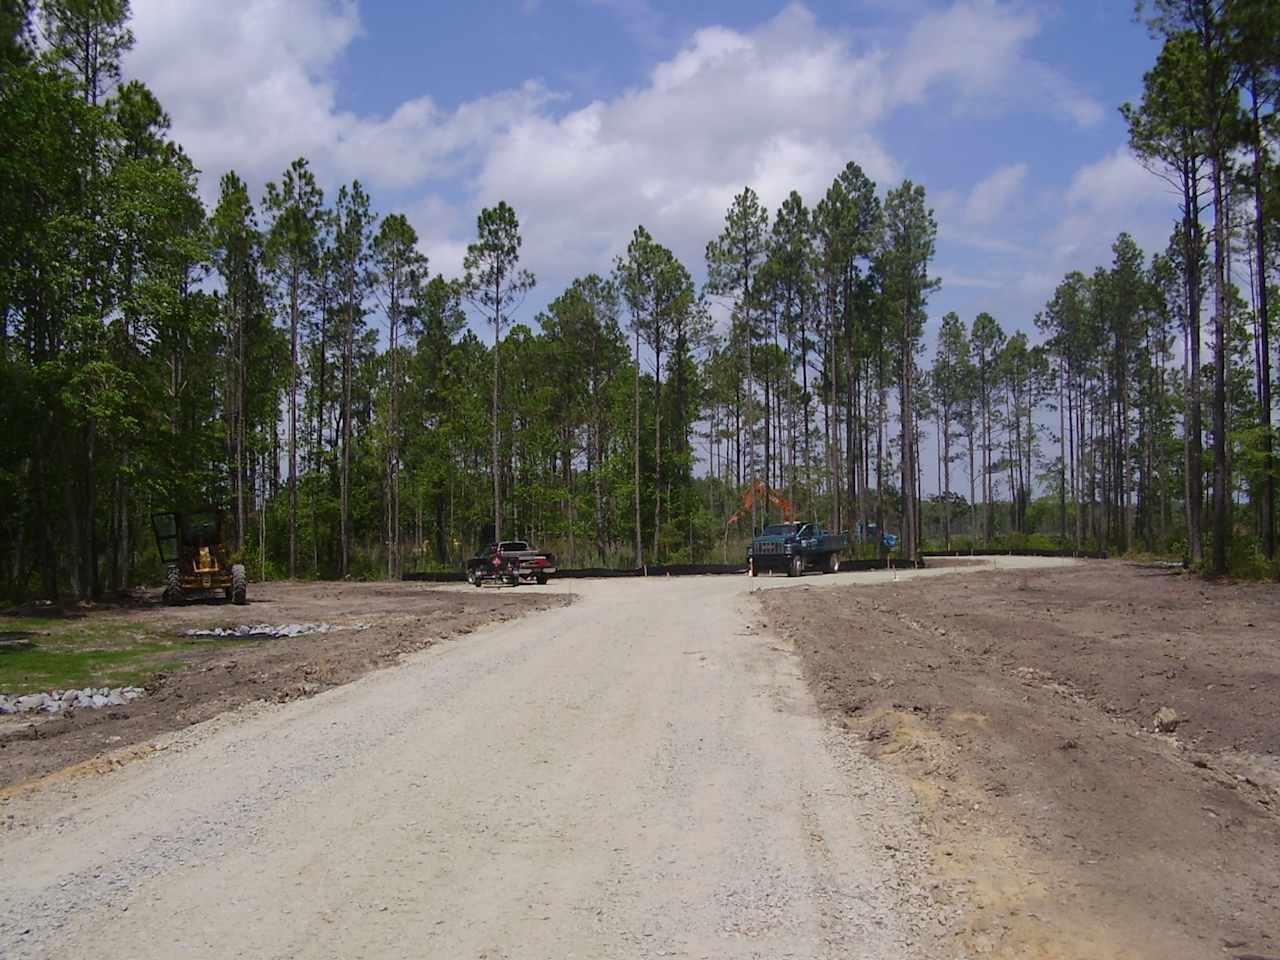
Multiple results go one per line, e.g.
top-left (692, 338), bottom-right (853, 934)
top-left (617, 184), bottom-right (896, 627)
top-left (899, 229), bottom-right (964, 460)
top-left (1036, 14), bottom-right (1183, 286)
top-left (183, 622), bottom-right (369, 640)
top-left (0, 686), bottom-right (145, 715)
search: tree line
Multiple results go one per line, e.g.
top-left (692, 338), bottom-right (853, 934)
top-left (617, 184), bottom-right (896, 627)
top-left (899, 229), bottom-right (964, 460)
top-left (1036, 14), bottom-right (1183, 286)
top-left (2, 0), bottom-right (1277, 601)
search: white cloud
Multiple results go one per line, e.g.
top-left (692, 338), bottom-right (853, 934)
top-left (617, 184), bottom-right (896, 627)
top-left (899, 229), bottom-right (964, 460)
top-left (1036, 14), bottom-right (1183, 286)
top-left (126, 0), bottom-right (358, 193)
top-left (461, 4), bottom-right (907, 279)
top-left (125, 0), bottom-right (1117, 312)
top-left (936, 267), bottom-right (1003, 289)
top-left (893, 0), bottom-right (1102, 127)
top-left (1063, 147), bottom-right (1170, 212)
top-left (126, 0), bottom-right (550, 201)
top-left (405, 194), bottom-right (469, 281)
top-left (964, 162), bottom-right (1027, 225)
top-left (1052, 147), bottom-right (1176, 265)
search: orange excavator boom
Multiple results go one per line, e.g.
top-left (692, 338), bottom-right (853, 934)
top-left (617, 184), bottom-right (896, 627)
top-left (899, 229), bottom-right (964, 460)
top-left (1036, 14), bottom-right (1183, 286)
top-left (726, 480), bottom-right (795, 526)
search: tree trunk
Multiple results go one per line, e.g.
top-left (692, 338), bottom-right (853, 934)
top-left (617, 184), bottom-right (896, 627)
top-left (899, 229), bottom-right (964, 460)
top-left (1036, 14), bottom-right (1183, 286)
top-left (901, 326), bottom-right (917, 561)
top-left (1210, 157), bottom-right (1229, 576)
top-left (967, 411), bottom-right (977, 544)
top-left (1249, 82), bottom-right (1274, 560)
top-left (1057, 358), bottom-right (1067, 541)
top-left (653, 342), bottom-right (662, 562)
top-left (634, 326), bottom-right (642, 568)
top-left (981, 357), bottom-right (993, 541)
top-left (289, 266), bottom-right (299, 579)
top-left (1179, 166), bottom-right (1204, 566)
top-left (387, 279), bottom-right (399, 580)
top-left (340, 298), bottom-right (353, 578)
top-left (942, 405), bottom-right (952, 549)
top-left (492, 280), bottom-right (502, 542)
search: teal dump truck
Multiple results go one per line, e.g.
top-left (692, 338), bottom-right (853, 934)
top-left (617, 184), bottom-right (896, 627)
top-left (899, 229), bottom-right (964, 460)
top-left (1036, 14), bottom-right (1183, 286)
top-left (747, 521), bottom-right (848, 577)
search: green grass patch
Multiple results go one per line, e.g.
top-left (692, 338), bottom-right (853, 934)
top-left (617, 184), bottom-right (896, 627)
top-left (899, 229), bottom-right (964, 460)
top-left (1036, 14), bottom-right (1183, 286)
top-left (0, 616), bottom-right (261, 693)
top-left (0, 642), bottom-right (171, 691)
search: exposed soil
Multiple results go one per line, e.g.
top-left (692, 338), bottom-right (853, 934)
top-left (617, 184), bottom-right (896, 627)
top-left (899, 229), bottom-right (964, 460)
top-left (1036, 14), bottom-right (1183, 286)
top-left (763, 559), bottom-right (1280, 960)
top-left (3, 571), bottom-right (942, 960)
top-left (0, 580), bottom-right (567, 791)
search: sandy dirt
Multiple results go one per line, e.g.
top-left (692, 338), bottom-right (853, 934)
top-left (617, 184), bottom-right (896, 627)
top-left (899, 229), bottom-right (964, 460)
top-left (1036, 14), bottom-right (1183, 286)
top-left (1, 580), bottom-right (566, 789)
top-left (0, 566), bottom-right (1009, 960)
top-left (764, 558), bottom-right (1280, 959)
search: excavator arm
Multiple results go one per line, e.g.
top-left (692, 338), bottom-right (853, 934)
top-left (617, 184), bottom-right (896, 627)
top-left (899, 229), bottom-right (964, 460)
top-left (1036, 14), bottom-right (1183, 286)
top-left (726, 480), bottom-right (795, 527)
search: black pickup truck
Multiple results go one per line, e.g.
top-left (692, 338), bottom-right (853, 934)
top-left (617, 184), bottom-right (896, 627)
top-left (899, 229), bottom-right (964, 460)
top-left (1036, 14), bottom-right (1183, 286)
top-left (747, 522), bottom-right (848, 577)
top-left (465, 540), bottom-right (557, 586)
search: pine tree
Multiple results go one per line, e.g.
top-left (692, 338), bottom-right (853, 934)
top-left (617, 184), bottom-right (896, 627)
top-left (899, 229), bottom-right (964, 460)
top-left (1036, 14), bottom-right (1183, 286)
top-left (264, 157), bottom-right (323, 579)
top-left (462, 201), bottom-right (534, 543)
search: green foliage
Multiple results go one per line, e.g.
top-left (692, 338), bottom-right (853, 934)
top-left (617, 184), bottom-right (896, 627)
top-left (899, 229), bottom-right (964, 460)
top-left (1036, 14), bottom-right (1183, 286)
top-left (2, 0), bottom-right (1279, 599)
top-left (1197, 530), bottom-right (1280, 580)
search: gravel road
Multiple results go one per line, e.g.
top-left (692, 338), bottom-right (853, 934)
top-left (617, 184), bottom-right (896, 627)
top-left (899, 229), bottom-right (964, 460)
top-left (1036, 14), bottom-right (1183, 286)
top-left (1, 562), bottom-right (1062, 959)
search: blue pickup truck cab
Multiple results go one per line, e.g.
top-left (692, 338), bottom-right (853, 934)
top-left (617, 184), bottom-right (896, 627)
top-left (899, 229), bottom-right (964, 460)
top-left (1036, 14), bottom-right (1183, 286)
top-left (747, 522), bottom-right (849, 577)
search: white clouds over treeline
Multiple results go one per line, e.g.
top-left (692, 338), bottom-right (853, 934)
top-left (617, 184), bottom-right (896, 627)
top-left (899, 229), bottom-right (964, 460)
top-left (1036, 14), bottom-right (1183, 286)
top-left (126, 0), bottom-right (1167, 331)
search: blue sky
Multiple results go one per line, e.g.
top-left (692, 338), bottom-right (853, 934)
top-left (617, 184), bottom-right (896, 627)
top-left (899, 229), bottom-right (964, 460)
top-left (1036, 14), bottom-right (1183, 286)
top-left (125, 0), bottom-right (1174, 345)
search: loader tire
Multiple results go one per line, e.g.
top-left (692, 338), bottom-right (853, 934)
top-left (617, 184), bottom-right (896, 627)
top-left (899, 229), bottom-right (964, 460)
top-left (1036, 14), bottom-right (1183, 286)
top-left (163, 566), bottom-right (184, 605)
top-left (231, 564), bottom-right (247, 605)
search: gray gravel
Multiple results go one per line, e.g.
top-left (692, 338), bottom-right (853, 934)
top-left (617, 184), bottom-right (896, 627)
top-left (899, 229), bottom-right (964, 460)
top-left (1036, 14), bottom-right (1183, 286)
top-left (182, 621), bottom-right (369, 639)
top-left (0, 687), bottom-right (144, 716)
top-left (0, 562), bottom-right (1073, 958)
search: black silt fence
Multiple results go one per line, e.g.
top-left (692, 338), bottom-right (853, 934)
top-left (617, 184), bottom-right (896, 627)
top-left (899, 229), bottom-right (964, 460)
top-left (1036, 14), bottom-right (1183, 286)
top-left (402, 571), bottom-right (468, 582)
top-left (401, 559), bottom-right (938, 582)
top-left (921, 548), bottom-right (1108, 560)
top-left (405, 564), bottom-right (750, 582)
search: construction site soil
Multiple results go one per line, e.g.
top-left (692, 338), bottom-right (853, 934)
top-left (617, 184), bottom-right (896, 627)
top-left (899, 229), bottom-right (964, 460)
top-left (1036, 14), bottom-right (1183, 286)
top-left (763, 559), bottom-right (1280, 960)
top-left (0, 581), bottom-right (566, 790)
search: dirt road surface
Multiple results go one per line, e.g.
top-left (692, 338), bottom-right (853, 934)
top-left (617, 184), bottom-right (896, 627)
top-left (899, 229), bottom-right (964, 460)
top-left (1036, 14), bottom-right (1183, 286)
top-left (1, 582), bottom-right (566, 787)
top-left (0, 561), bottom-right (1056, 960)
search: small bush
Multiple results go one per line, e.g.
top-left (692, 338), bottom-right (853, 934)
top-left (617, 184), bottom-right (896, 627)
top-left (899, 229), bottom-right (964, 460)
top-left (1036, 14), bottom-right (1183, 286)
top-left (1195, 531), bottom-right (1280, 580)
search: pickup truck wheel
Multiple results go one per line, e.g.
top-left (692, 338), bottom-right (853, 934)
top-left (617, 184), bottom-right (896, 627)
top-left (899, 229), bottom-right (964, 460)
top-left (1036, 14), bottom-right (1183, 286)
top-left (788, 554), bottom-right (803, 578)
top-left (749, 558), bottom-right (758, 577)
top-left (825, 551), bottom-right (839, 574)
top-left (535, 574), bottom-right (548, 585)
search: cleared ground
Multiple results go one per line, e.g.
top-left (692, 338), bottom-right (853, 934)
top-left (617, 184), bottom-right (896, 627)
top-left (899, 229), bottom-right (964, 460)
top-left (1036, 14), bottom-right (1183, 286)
top-left (7, 558), bottom-right (1261, 960)
top-left (1, 581), bottom-right (565, 788)
top-left (765, 559), bottom-right (1280, 959)
top-left (0, 564), bottom-right (1014, 960)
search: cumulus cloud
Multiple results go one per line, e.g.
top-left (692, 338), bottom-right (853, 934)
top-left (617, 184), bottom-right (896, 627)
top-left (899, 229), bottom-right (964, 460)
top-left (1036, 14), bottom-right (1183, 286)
top-left (1053, 147), bottom-right (1175, 265)
top-left (126, 0), bottom-right (551, 200)
top-left (469, 4), bottom-right (901, 279)
top-left (125, 0), bottom-right (1116, 304)
top-left (964, 162), bottom-right (1028, 225)
top-left (893, 0), bottom-right (1102, 127)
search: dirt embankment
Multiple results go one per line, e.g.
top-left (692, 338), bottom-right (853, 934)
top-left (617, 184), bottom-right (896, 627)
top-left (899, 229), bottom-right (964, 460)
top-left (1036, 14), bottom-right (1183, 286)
top-left (1, 581), bottom-right (567, 790)
top-left (764, 560), bottom-right (1280, 960)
